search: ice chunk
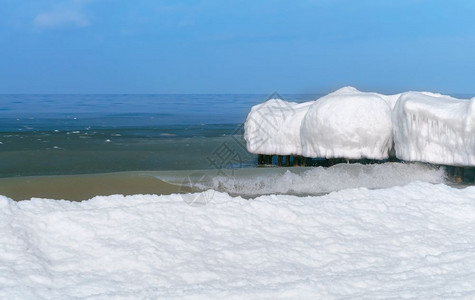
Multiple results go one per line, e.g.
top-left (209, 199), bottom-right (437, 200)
top-left (393, 92), bottom-right (475, 166)
top-left (301, 87), bottom-right (393, 159)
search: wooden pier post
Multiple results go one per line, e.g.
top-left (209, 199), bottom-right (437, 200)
top-left (293, 156), bottom-right (306, 167)
top-left (278, 155), bottom-right (283, 166)
top-left (455, 167), bottom-right (464, 183)
top-left (257, 154), bottom-right (264, 166)
top-left (267, 155), bottom-right (273, 165)
top-left (285, 155), bottom-right (291, 167)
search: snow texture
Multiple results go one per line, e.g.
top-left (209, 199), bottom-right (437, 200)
top-left (1, 182), bottom-right (475, 299)
top-left (301, 87), bottom-right (393, 159)
top-left (244, 99), bottom-right (313, 155)
top-left (393, 91), bottom-right (475, 166)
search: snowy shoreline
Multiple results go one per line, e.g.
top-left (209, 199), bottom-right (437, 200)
top-left (1, 182), bottom-right (475, 298)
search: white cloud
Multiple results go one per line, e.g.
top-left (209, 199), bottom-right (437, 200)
top-left (34, 9), bottom-right (89, 29)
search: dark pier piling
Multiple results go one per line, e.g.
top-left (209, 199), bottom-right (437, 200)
top-left (257, 154), bottom-right (306, 167)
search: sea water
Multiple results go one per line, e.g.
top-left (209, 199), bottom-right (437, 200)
top-left (0, 93), bottom-right (462, 200)
top-left (0, 94), bottom-right (320, 177)
top-left (0, 94), bottom-right (320, 199)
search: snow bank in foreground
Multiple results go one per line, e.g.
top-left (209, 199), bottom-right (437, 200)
top-left (301, 87), bottom-right (393, 159)
top-left (244, 99), bottom-right (313, 155)
top-left (393, 92), bottom-right (475, 166)
top-left (2, 182), bottom-right (475, 299)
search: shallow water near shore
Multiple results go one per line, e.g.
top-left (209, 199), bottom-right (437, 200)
top-left (0, 162), bottom-right (448, 201)
top-left (0, 130), bottom-right (253, 177)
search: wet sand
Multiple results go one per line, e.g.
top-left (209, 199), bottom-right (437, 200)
top-left (0, 172), bottom-right (189, 201)
top-left (0, 168), bottom-right (285, 201)
top-left (0, 167), bottom-right (303, 201)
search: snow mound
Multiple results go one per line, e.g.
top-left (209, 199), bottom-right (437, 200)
top-left (301, 87), bottom-right (393, 159)
top-left (2, 182), bottom-right (475, 298)
top-left (244, 98), bottom-right (313, 155)
top-left (393, 92), bottom-right (475, 166)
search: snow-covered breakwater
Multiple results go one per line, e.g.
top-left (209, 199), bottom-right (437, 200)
top-left (393, 92), bottom-right (475, 166)
top-left (244, 87), bottom-right (475, 166)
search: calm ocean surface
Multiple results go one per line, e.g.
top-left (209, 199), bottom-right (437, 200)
top-left (0, 94), bottom-right (318, 177)
top-left (1, 93), bottom-right (472, 200)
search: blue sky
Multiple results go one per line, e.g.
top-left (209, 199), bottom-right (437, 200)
top-left (1, 0), bottom-right (474, 94)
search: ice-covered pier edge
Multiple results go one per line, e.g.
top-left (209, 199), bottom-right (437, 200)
top-left (244, 87), bottom-right (475, 169)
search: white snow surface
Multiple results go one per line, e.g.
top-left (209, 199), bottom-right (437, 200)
top-left (2, 182), bottom-right (475, 299)
top-left (301, 87), bottom-right (393, 159)
top-left (244, 99), bottom-right (313, 155)
top-left (393, 92), bottom-right (475, 166)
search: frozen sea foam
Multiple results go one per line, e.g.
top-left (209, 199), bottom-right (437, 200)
top-left (393, 92), bottom-right (475, 166)
top-left (1, 182), bottom-right (475, 298)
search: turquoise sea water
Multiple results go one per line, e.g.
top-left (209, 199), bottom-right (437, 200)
top-left (0, 94), bottom-right (318, 177)
top-left (2, 93), bottom-right (473, 200)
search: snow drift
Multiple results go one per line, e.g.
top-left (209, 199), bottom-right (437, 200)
top-left (2, 182), bottom-right (475, 298)
top-left (393, 92), bottom-right (475, 166)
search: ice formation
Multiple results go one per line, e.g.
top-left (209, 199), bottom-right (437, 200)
top-left (393, 92), bottom-right (475, 166)
top-left (301, 87), bottom-right (393, 159)
top-left (244, 99), bottom-right (313, 155)
top-left (208, 162), bottom-right (444, 196)
top-left (244, 86), bottom-right (475, 166)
